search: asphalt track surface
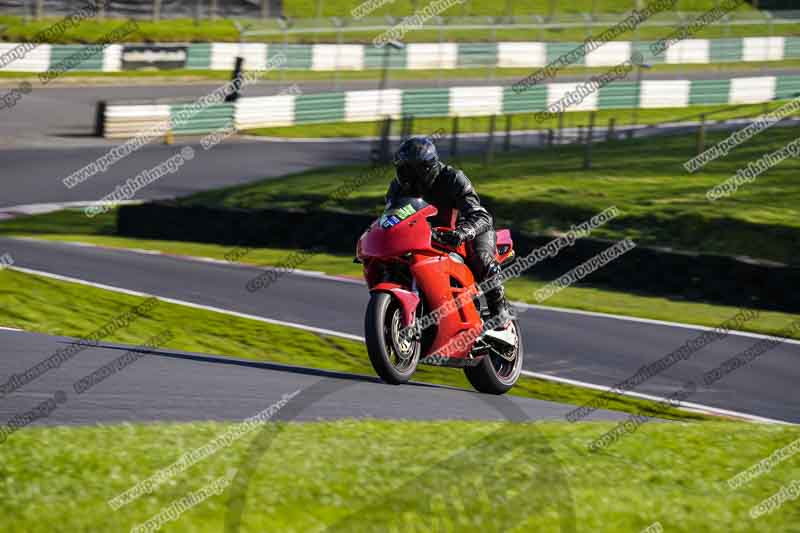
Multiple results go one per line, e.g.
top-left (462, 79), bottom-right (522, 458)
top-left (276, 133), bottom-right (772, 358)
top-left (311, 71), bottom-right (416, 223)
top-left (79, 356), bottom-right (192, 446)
top-left (2, 236), bottom-right (798, 423)
top-left (0, 328), bottom-right (630, 425)
top-left (0, 140), bottom-right (372, 209)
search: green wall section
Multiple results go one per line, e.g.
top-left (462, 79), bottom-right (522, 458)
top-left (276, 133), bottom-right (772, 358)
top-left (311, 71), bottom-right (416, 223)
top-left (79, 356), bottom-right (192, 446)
top-left (402, 88), bottom-right (451, 117)
top-left (185, 43), bottom-right (212, 69)
top-left (689, 79), bottom-right (732, 106)
top-left (598, 81), bottom-right (640, 109)
top-left (50, 44), bottom-right (105, 71)
top-left (363, 46), bottom-right (407, 69)
top-left (295, 92), bottom-right (346, 123)
top-left (170, 103), bottom-right (235, 134)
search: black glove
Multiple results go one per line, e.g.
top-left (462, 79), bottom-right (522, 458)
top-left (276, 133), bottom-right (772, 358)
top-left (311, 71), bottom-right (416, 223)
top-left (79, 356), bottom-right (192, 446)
top-left (434, 228), bottom-right (468, 247)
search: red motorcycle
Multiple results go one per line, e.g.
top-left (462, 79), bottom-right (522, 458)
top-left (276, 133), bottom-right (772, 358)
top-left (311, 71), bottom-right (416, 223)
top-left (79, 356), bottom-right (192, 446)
top-left (356, 196), bottom-right (524, 394)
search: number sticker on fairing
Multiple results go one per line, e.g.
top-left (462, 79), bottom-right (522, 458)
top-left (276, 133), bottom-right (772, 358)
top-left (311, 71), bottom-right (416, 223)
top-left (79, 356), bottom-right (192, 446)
top-left (380, 204), bottom-right (416, 229)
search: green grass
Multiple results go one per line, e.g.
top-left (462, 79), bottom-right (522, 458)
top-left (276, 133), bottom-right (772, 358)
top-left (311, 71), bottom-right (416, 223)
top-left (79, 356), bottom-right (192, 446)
top-left (1, 2), bottom-right (794, 45)
top-left (283, 0), bottom-right (762, 18)
top-left (185, 122), bottom-right (800, 265)
top-left (238, 24), bottom-right (799, 44)
top-left (243, 101), bottom-right (786, 138)
top-left (1, 420), bottom-right (798, 532)
top-left (3, 58), bottom-right (800, 83)
top-left (0, 16), bottom-right (240, 43)
top-left (0, 267), bottom-right (712, 420)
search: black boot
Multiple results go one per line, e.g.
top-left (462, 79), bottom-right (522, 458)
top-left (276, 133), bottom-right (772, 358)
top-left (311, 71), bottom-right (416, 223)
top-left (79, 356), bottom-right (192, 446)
top-left (484, 263), bottom-right (513, 330)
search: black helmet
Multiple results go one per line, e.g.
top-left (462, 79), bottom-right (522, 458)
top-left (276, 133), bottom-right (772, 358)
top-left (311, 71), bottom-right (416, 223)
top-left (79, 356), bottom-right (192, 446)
top-left (393, 136), bottom-right (441, 193)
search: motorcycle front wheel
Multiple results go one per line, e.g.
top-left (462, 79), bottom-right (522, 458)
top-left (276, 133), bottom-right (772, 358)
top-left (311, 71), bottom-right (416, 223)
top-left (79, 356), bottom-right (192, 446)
top-left (464, 319), bottom-right (524, 395)
top-left (364, 292), bottom-right (420, 384)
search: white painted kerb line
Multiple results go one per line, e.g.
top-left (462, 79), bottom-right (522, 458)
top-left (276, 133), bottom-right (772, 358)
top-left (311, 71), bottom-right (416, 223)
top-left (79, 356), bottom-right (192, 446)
top-left (7, 264), bottom-right (792, 425)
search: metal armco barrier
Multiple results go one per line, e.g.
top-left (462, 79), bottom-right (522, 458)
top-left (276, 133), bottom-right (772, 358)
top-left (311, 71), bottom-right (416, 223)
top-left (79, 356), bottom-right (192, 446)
top-left (99, 74), bottom-right (800, 139)
top-left (1, 37), bottom-right (799, 73)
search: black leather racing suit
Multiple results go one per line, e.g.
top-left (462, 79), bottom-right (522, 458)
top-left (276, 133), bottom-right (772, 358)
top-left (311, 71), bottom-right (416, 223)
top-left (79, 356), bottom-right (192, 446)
top-left (385, 164), bottom-right (507, 315)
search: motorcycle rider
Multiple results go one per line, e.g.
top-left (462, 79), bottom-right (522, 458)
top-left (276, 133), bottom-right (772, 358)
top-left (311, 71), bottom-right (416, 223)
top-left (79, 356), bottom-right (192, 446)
top-left (386, 136), bottom-right (513, 328)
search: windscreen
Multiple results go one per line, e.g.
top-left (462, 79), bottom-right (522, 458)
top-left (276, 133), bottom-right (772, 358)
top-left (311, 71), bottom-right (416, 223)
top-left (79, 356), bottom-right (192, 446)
top-left (379, 197), bottom-right (429, 229)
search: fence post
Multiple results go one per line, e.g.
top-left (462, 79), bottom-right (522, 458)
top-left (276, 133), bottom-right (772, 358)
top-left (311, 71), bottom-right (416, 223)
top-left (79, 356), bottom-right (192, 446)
top-left (451, 116), bottom-right (459, 159)
top-left (547, 128), bottom-right (554, 146)
top-left (262, 0), bottom-right (269, 19)
top-left (607, 117), bottom-right (616, 141)
top-left (94, 101), bottom-right (107, 137)
top-left (583, 111), bottom-right (595, 170)
top-left (210, 0), bottom-right (217, 20)
top-left (334, 19), bottom-right (343, 90)
top-left (557, 112), bottom-right (563, 144)
top-left (437, 17), bottom-right (445, 87)
top-left (489, 23), bottom-right (497, 82)
top-left (401, 115), bottom-right (413, 140)
top-left (696, 114), bottom-right (706, 156)
top-left (225, 57), bottom-right (244, 103)
top-left (485, 115), bottom-right (496, 166)
top-left (280, 21), bottom-right (290, 82)
top-left (504, 114), bottom-right (512, 152)
top-left (378, 117), bottom-right (393, 164)
top-left (547, 0), bottom-right (556, 20)
top-left (153, 0), bottom-right (162, 22)
top-left (35, 0), bottom-right (42, 20)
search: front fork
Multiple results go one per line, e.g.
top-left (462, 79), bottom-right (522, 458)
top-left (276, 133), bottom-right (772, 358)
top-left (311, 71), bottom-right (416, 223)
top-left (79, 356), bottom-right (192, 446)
top-left (369, 282), bottom-right (420, 329)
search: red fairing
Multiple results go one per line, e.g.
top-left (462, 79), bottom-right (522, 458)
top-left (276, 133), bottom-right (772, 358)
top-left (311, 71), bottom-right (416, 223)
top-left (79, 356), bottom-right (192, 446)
top-left (410, 255), bottom-right (480, 359)
top-left (358, 198), bottom-right (516, 364)
top-left (371, 283), bottom-right (419, 326)
top-left (358, 205), bottom-right (438, 259)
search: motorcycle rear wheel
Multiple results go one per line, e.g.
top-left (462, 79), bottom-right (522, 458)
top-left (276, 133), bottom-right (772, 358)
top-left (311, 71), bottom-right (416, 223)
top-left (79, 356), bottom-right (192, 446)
top-left (365, 292), bottom-right (420, 384)
top-left (464, 319), bottom-right (524, 395)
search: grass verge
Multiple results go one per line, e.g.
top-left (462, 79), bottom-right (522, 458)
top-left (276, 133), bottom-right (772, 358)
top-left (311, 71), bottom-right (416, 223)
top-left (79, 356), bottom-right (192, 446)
top-left (1, 420), bottom-right (798, 532)
top-left (181, 122), bottom-right (800, 265)
top-left (0, 2), bottom-right (791, 44)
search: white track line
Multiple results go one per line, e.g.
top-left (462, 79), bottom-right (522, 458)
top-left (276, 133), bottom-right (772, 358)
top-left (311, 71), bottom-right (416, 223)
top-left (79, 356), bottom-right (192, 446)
top-left (10, 237), bottom-right (366, 285)
top-left (8, 265), bottom-right (364, 343)
top-left (11, 237), bottom-right (800, 345)
top-left (512, 302), bottom-right (800, 347)
top-left (520, 370), bottom-right (792, 425)
top-left (8, 265), bottom-right (793, 425)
